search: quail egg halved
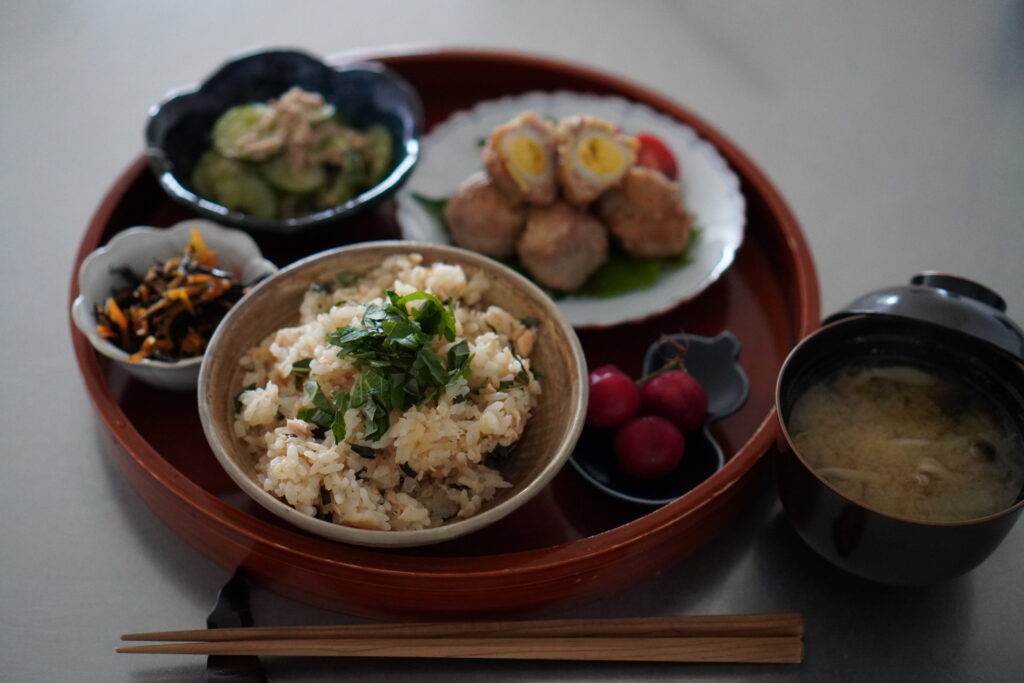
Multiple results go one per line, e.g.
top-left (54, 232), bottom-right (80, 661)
top-left (555, 115), bottom-right (638, 205)
top-left (482, 111), bottom-right (558, 205)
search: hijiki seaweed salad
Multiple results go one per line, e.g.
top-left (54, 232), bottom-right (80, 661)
top-left (94, 229), bottom-right (249, 362)
top-left (233, 254), bottom-right (542, 531)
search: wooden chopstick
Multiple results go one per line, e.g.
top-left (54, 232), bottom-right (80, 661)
top-left (117, 635), bottom-right (803, 663)
top-left (118, 614), bottom-right (804, 664)
top-left (122, 612), bottom-right (804, 642)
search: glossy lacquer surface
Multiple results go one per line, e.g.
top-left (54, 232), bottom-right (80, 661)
top-left (775, 314), bottom-right (1024, 585)
top-left (69, 48), bottom-right (819, 619)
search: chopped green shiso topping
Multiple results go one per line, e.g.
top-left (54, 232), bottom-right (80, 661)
top-left (289, 358), bottom-right (312, 376)
top-left (307, 289), bottom-right (474, 443)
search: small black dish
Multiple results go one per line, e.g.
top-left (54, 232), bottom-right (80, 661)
top-left (145, 48), bottom-right (423, 233)
top-left (569, 331), bottom-right (750, 506)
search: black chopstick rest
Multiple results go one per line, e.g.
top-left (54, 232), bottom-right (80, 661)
top-left (206, 568), bottom-right (268, 683)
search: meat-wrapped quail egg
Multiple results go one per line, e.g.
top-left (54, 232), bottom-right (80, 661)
top-left (482, 111), bottom-right (557, 205)
top-left (444, 171), bottom-right (527, 259)
top-left (516, 202), bottom-right (609, 292)
top-left (596, 166), bottom-right (692, 258)
top-left (555, 115), bottom-right (638, 205)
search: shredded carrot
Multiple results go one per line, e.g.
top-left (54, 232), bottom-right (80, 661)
top-left (163, 287), bottom-right (195, 314)
top-left (187, 228), bottom-right (218, 268)
top-left (93, 230), bottom-right (251, 363)
top-left (180, 329), bottom-right (207, 355)
top-left (142, 297), bottom-right (174, 318)
top-left (128, 335), bottom-right (156, 362)
top-left (198, 278), bottom-right (232, 302)
top-left (105, 297), bottom-right (128, 332)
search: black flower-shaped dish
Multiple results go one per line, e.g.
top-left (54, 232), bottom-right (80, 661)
top-left (569, 331), bottom-right (750, 506)
top-left (145, 48), bottom-right (423, 233)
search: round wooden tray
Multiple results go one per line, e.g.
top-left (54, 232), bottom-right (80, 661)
top-left (69, 48), bottom-right (819, 620)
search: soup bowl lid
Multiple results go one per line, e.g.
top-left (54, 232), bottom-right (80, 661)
top-left (825, 271), bottom-right (1024, 362)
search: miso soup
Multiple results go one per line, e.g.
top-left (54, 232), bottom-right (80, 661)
top-left (787, 363), bottom-right (1024, 523)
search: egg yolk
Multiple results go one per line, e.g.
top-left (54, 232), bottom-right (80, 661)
top-left (504, 134), bottom-right (547, 191)
top-left (576, 135), bottom-right (625, 176)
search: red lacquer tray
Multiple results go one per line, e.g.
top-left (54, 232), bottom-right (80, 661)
top-left (69, 48), bottom-right (819, 620)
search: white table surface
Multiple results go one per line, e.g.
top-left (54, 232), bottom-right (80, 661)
top-left (3, 1), bottom-right (1023, 681)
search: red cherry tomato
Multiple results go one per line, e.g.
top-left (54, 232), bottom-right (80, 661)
top-left (635, 132), bottom-right (679, 180)
top-left (640, 370), bottom-right (708, 432)
top-left (614, 415), bottom-right (685, 478)
top-left (586, 364), bottom-right (641, 428)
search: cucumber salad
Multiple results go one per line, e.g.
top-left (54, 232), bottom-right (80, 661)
top-left (191, 86), bottom-right (394, 220)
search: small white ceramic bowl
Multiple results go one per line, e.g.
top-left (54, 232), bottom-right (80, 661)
top-left (71, 219), bottom-right (278, 391)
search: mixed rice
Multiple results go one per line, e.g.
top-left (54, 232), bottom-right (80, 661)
top-left (233, 254), bottom-right (541, 531)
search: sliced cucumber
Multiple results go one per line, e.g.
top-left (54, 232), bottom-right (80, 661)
top-left (212, 103), bottom-right (282, 161)
top-left (194, 90), bottom-right (397, 220)
top-left (364, 124), bottom-right (394, 184)
top-left (279, 193), bottom-right (317, 219)
top-left (339, 148), bottom-right (368, 187)
top-left (318, 131), bottom-right (356, 165)
top-left (315, 172), bottom-right (358, 210)
top-left (190, 150), bottom-right (239, 199)
top-left (211, 171), bottom-right (278, 219)
top-left (258, 155), bottom-right (327, 195)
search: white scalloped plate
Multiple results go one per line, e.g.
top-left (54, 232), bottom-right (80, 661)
top-left (394, 91), bottom-right (746, 328)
